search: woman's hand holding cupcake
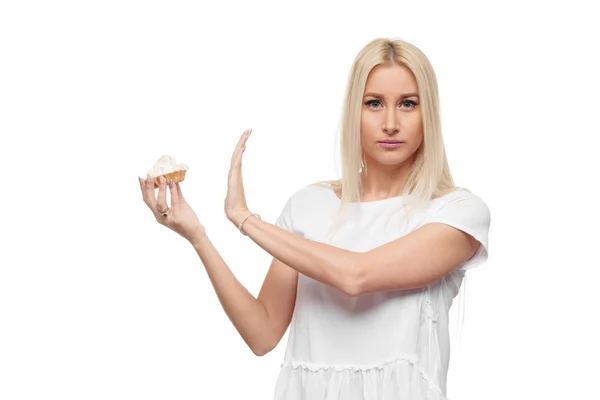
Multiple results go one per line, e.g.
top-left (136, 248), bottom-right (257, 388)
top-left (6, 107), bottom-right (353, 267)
top-left (139, 174), bottom-right (206, 245)
top-left (139, 128), bottom-right (253, 243)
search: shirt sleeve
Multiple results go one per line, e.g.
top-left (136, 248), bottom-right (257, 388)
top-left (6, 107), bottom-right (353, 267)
top-left (421, 190), bottom-right (491, 271)
top-left (274, 196), bottom-right (294, 233)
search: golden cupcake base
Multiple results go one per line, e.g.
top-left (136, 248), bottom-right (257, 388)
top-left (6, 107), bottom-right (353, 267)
top-left (149, 169), bottom-right (187, 188)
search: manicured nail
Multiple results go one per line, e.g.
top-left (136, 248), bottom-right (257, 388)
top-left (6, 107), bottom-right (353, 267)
top-left (138, 176), bottom-right (143, 184)
top-left (169, 179), bottom-right (174, 188)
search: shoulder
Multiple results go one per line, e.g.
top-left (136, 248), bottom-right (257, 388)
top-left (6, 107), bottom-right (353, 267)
top-left (415, 187), bottom-right (490, 225)
top-left (274, 182), bottom-right (333, 232)
top-left (283, 182), bottom-right (332, 205)
top-left (423, 187), bottom-right (491, 228)
top-left (277, 181), bottom-right (338, 219)
top-left (433, 187), bottom-right (488, 209)
top-left (424, 187), bottom-right (492, 271)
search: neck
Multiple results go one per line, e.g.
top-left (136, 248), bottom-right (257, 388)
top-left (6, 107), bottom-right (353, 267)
top-left (360, 161), bottom-right (412, 200)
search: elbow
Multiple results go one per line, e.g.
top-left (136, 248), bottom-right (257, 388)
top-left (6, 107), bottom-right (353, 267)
top-left (345, 279), bottom-right (363, 298)
top-left (250, 339), bottom-right (275, 357)
top-left (343, 284), bottom-right (361, 298)
top-left (251, 346), bottom-right (270, 357)
top-left (341, 256), bottom-right (365, 297)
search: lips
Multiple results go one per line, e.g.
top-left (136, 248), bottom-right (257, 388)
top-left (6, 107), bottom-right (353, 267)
top-left (378, 141), bottom-right (404, 144)
top-left (378, 141), bottom-right (404, 149)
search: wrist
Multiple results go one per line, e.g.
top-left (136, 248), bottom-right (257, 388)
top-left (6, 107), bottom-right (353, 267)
top-left (229, 209), bottom-right (254, 227)
top-left (237, 212), bottom-right (261, 236)
top-left (189, 231), bottom-right (209, 248)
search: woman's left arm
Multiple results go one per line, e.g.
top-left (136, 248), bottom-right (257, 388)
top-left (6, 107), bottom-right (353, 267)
top-left (229, 213), bottom-right (479, 297)
top-left (224, 129), bottom-right (482, 297)
top-left (228, 211), bottom-right (361, 296)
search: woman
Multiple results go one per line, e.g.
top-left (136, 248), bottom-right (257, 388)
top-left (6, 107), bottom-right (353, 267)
top-left (139, 37), bottom-right (491, 400)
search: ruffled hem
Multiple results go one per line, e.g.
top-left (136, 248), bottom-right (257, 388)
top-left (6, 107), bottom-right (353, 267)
top-left (274, 356), bottom-right (447, 400)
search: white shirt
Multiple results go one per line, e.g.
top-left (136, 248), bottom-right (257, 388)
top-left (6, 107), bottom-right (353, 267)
top-left (272, 184), bottom-right (491, 400)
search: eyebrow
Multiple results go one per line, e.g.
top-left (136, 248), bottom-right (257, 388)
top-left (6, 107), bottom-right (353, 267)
top-left (363, 92), bottom-right (419, 99)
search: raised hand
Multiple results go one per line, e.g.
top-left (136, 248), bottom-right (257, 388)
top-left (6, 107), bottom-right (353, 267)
top-left (225, 129), bottom-right (253, 226)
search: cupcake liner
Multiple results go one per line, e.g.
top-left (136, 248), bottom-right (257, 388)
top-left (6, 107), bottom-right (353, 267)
top-left (151, 169), bottom-right (187, 188)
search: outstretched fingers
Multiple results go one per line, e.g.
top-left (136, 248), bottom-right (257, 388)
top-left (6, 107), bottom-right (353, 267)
top-left (168, 179), bottom-right (180, 207)
top-left (156, 176), bottom-right (168, 213)
top-left (140, 176), bottom-right (158, 217)
top-left (175, 182), bottom-right (186, 203)
top-left (231, 129), bottom-right (251, 167)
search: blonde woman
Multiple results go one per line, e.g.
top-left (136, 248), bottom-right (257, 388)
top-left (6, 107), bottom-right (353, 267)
top-left (139, 37), bottom-right (491, 400)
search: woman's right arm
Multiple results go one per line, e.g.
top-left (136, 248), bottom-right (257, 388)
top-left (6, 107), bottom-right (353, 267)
top-left (191, 236), bottom-right (298, 356)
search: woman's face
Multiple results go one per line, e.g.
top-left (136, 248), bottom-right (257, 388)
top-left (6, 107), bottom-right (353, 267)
top-left (360, 63), bottom-right (423, 170)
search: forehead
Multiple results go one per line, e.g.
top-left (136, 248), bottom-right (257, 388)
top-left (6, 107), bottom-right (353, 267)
top-left (364, 64), bottom-right (418, 94)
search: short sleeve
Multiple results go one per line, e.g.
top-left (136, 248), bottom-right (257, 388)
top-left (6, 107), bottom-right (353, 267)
top-left (422, 190), bottom-right (491, 271)
top-left (274, 196), bottom-right (294, 233)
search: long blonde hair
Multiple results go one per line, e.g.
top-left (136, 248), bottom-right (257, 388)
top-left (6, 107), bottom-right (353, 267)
top-left (313, 37), bottom-right (469, 341)
top-left (313, 37), bottom-right (463, 232)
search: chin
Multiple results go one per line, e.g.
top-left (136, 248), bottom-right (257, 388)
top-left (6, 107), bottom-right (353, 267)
top-left (374, 157), bottom-right (409, 167)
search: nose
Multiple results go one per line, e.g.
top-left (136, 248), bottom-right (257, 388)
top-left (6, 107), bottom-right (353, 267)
top-left (382, 108), bottom-right (400, 135)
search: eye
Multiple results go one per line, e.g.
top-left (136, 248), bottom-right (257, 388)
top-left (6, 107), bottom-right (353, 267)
top-left (400, 100), bottom-right (417, 109)
top-left (364, 99), bottom-right (418, 110)
top-left (365, 99), bottom-right (382, 109)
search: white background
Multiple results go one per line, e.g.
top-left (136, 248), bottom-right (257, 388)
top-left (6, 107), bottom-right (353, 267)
top-left (1, 1), bottom-right (598, 399)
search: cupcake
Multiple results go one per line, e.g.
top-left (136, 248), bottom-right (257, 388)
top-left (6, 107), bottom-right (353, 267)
top-left (146, 155), bottom-right (189, 188)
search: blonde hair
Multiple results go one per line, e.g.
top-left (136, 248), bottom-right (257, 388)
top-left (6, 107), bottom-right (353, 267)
top-left (313, 37), bottom-right (464, 233)
top-left (312, 37), bottom-right (469, 342)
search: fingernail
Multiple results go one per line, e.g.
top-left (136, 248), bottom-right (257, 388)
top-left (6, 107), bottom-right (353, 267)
top-left (169, 179), bottom-right (174, 188)
top-left (138, 176), bottom-right (143, 184)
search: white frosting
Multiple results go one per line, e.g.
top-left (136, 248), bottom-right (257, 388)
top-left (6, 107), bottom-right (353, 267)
top-left (146, 155), bottom-right (188, 178)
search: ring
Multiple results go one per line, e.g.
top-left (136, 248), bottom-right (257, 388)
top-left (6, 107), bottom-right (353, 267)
top-left (160, 207), bottom-right (169, 217)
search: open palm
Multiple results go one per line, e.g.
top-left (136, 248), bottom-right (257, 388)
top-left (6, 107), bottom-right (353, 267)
top-left (225, 129), bottom-right (252, 225)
